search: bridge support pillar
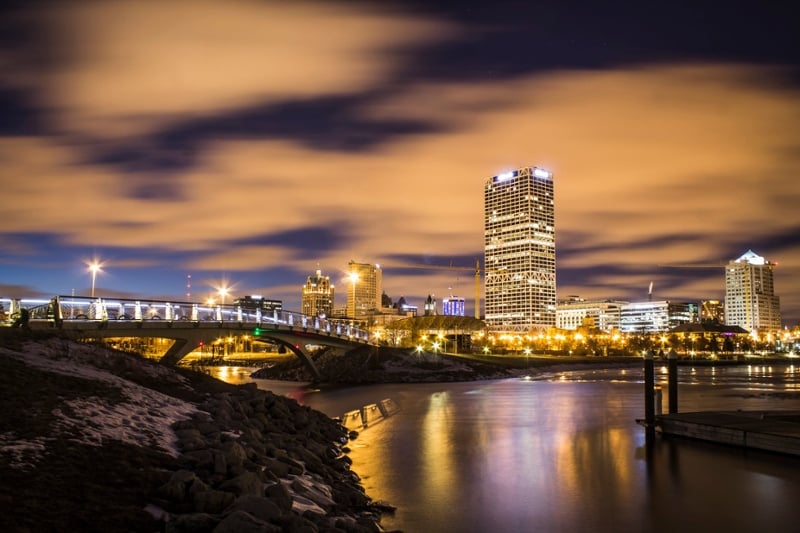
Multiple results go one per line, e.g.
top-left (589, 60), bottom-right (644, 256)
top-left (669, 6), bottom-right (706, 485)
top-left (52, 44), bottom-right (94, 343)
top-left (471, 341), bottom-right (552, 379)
top-left (286, 343), bottom-right (321, 381)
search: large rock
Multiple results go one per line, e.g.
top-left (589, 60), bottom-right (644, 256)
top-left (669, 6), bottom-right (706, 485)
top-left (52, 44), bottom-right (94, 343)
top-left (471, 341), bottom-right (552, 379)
top-left (165, 512), bottom-right (219, 533)
top-left (192, 489), bottom-right (236, 514)
top-left (225, 495), bottom-right (283, 523)
top-left (212, 510), bottom-right (280, 533)
top-left (264, 482), bottom-right (293, 513)
top-left (158, 470), bottom-right (209, 503)
top-left (218, 472), bottom-right (264, 497)
top-left (176, 428), bottom-right (207, 451)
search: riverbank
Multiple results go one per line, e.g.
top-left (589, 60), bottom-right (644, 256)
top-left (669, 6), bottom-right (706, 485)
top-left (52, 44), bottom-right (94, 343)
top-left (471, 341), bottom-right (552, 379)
top-left (249, 345), bottom-right (798, 384)
top-left (0, 330), bottom-right (388, 532)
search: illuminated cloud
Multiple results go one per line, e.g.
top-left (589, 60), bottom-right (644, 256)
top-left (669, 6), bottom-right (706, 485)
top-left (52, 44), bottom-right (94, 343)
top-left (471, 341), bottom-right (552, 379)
top-left (1, 1), bottom-right (798, 321)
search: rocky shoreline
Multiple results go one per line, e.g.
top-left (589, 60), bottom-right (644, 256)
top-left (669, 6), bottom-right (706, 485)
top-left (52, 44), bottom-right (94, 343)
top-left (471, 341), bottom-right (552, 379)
top-left (0, 331), bottom-right (390, 532)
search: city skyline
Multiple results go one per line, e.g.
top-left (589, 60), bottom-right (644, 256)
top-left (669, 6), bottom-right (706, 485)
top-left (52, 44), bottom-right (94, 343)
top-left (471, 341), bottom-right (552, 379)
top-left (1, 1), bottom-right (799, 324)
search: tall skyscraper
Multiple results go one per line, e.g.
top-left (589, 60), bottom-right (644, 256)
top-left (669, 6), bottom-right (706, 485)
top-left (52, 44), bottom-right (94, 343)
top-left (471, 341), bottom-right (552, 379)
top-left (484, 166), bottom-right (556, 332)
top-left (724, 250), bottom-right (781, 333)
top-left (301, 269), bottom-right (334, 318)
top-left (347, 260), bottom-right (382, 319)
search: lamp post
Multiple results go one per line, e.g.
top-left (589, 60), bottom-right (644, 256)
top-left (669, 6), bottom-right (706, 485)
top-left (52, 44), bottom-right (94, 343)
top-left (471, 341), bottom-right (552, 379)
top-left (88, 261), bottom-right (102, 298)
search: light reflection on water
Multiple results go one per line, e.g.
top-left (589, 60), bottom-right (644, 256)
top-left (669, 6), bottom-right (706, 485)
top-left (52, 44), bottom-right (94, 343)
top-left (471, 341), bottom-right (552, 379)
top-left (205, 364), bottom-right (800, 532)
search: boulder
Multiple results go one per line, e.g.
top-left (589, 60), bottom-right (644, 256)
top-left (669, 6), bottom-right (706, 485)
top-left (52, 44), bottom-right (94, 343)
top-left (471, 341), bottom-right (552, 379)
top-left (212, 510), bottom-right (279, 533)
top-left (192, 489), bottom-right (236, 514)
top-left (225, 495), bottom-right (283, 523)
top-left (264, 482), bottom-right (293, 513)
top-left (218, 472), bottom-right (264, 497)
top-left (165, 512), bottom-right (219, 533)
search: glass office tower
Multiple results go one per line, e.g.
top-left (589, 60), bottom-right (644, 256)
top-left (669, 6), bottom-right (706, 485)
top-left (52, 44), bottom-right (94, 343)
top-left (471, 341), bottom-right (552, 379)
top-left (484, 166), bottom-right (556, 332)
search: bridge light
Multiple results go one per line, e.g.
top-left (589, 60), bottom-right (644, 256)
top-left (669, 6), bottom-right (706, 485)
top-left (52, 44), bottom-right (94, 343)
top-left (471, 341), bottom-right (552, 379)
top-left (254, 327), bottom-right (261, 336)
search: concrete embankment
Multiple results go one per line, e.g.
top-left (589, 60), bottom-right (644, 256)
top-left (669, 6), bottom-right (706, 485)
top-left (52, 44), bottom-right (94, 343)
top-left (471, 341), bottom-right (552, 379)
top-left (342, 398), bottom-right (401, 430)
top-left (656, 411), bottom-right (800, 456)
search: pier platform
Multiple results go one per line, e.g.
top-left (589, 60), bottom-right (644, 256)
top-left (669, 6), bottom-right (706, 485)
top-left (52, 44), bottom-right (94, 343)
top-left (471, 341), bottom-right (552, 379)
top-left (655, 411), bottom-right (800, 456)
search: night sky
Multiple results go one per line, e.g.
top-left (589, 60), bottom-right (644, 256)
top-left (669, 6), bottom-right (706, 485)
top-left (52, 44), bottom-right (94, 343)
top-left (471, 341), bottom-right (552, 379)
top-left (1, 0), bottom-right (799, 324)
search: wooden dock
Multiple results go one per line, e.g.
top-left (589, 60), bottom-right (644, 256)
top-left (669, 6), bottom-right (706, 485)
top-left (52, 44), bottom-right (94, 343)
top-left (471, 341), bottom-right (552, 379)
top-left (654, 411), bottom-right (800, 456)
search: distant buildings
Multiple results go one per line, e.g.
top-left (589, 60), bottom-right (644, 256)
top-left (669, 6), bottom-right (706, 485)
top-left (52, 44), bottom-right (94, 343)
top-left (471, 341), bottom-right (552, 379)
top-left (556, 296), bottom-right (627, 331)
top-left (443, 296), bottom-right (466, 317)
top-left (619, 300), bottom-right (698, 334)
top-left (484, 166), bottom-right (556, 332)
top-left (699, 299), bottom-right (725, 323)
top-left (423, 294), bottom-right (436, 316)
top-left (234, 295), bottom-right (282, 314)
top-left (724, 250), bottom-right (781, 333)
top-left (347, 260), bottom-right (382, 319)
top-left (301, 269), bottom-right (334, 318)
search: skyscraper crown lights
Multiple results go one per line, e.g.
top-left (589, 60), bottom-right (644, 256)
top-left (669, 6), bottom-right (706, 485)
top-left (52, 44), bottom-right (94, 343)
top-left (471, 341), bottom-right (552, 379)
top-left (734, 250), bottom-right (769, 266)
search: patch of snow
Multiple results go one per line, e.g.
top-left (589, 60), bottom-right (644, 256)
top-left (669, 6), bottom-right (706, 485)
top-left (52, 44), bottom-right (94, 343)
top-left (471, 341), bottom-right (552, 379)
top-left (0, 339), bottom-right (198, 464)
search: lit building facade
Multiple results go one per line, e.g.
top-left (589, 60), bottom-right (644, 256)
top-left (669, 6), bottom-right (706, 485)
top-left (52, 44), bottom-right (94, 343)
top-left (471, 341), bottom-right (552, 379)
top-left (301, 269), bottom-right (334, 318)
top-left (556, 297), bottom-right (627, 331)
top-left (699, 299), bottom-right (725, 323)
top-left (484, 166), bottom-right (556, 332)
top-left (724, 250), bottom-right (781, 333)
top-left (347, 260), bottom-right (382, 319)
top-left (234, 295), bottom-right (282, 314)
top-left (620, 300), bottom-right (698, 334)
top-left (443, 297), bottom-right (466, 317)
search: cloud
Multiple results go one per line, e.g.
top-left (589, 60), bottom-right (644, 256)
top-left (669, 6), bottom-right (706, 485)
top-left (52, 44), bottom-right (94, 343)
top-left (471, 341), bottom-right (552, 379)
top-left (3, 0), bottom-right (452, 138)
top-left (1, 1), bottom-right (799, 322)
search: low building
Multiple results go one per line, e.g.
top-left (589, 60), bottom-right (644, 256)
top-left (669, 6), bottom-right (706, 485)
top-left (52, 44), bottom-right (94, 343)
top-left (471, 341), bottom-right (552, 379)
top-left (620, 300), bottom-right (698, 333)
top-left (556, 297), bottom-right (627, 332)
top-left (234, 295), bottom-right (282, 314)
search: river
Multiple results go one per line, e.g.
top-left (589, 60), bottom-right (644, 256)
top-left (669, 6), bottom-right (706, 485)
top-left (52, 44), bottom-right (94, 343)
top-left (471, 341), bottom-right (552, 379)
top-left (205, 363), bottom-right (800, 532)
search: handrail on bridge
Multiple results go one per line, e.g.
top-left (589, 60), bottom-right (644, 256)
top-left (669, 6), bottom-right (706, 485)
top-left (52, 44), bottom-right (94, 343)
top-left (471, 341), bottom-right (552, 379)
top-left (0, 295), bottom-right (374, 343)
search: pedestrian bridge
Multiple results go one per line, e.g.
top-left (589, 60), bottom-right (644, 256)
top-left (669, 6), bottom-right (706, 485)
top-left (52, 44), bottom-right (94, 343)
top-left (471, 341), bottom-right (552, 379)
top-left (1, 296), bottom-right (374, 380)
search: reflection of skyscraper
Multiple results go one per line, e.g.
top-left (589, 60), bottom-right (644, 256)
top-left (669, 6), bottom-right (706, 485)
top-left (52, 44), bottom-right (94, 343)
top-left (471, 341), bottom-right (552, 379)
top-left (724, 250), bottom-right (781, 333)
top-left (484, 166), bottom-right (556, 332)
top-left (347, 260), bottom-right (382, 319)
top-left (301, 269), bottom-right (334, 317)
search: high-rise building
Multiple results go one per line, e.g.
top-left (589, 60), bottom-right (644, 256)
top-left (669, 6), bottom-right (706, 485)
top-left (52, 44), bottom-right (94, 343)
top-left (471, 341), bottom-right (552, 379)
top-left (347, 260), bottom-right (382, 319)
top-left (301, 269), bottom-right (334, 318)
top-left (724, 250), bottom-right (781, 333)
top-left (484, 166), bottom-right (556, 332)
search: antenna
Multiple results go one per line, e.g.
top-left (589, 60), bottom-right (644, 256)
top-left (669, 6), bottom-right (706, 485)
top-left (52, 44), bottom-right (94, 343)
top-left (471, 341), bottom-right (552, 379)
top-left (186, 274), bottom-right (192, 301)
top-left (648, 281), bottom-right (653, 301)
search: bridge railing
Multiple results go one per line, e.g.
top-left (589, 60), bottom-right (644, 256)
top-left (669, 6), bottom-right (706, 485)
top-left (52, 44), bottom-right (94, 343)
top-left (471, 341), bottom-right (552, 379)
top-left (1, 295), bottom-right (373, 343)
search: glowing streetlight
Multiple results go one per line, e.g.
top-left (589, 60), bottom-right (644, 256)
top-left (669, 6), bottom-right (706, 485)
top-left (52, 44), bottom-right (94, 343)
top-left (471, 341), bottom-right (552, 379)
top-left (218, 286), bottom-right (229, 306)
top-left (87, 260), bottom-right (103, 298)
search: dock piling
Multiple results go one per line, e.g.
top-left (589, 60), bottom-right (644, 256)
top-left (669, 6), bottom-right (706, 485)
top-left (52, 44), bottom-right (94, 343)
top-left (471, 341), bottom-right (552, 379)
top-left (668, 348), bottom-right (678, 413)
top-left (644, 351), bottom-right (655, 440)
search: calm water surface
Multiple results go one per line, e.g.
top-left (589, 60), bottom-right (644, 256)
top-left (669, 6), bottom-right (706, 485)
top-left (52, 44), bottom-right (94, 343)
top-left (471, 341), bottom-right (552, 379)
top-left (207, 364), bottom-right (800, 532)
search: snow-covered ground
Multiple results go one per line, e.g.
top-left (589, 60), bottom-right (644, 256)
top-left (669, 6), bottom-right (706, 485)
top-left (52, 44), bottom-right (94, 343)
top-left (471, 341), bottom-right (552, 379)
top-left (0, 338), bottom-right (198, 469)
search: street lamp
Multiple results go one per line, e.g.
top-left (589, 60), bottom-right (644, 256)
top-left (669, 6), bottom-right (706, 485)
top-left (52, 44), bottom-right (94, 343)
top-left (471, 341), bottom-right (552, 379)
top-left (87, 260), bottom-right (103, 298)
top-left (218, 286), bottom-right (229, 306)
